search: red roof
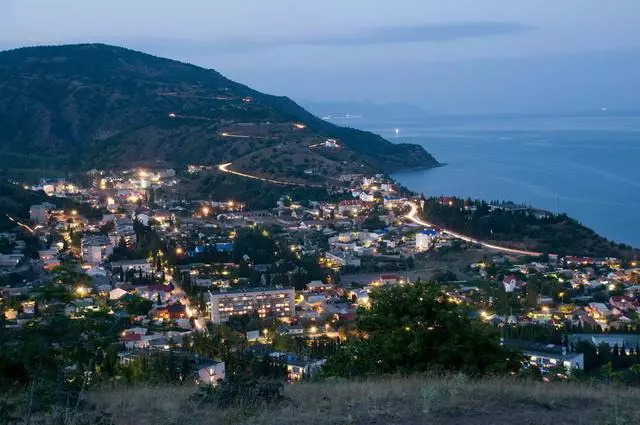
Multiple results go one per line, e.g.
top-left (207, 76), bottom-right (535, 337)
top-left (120, 334), bottom-right (142, 342)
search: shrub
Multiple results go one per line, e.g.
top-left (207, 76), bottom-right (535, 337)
top-left (193, 375), bottom-right (286, 408)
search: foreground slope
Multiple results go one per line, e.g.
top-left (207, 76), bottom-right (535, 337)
top-left (25, 375), bottom-right (640, 425)
top-left (0, 44), bottom-right (438, 181)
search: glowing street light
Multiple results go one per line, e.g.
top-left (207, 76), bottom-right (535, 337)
top-left (202, 206), bottom-right (210, 216)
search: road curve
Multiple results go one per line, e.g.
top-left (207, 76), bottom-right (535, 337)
top-left (404, 202), bottom-right (543, 257)
top-left (217, 163), bottom-right (324, 188)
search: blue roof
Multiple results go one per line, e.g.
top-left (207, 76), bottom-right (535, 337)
top-left (420, 229), bottom-right (438, 236)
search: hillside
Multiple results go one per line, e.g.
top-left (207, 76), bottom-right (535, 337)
top-left (0, 44), bottom-right (438, 182)
top-left (0, 181), bottom-right (101, 231)
top-left (14, 375), bottom-right (640, 425)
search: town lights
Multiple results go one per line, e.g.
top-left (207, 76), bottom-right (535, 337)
top-left (175, 247), bottom-right (184, 255)
top-left (202, 206), bottom-right (210, 216)
top-left (71, 210), bottom-right (78, 216)
top-left (227, 200), bottom-right (234, 208)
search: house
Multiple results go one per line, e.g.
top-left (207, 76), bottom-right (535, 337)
top-left (81, 234), bottom-right (113, 264)
top-left (198, 361), bottom-right (226, 386)
top-left (505, 340), bottom-right (584, 373)
top-left (110, 287), bottom-right (130, 300)
top-left (270, 353), bottom-right (326, 381)
top-left (276, 325), bottom-right (304, 336)
top-left (306, 280), bottom-right (329, 291)
top-left (379, 274), bottom-right (401, 285)
top-left (110, 259), bottom-right (153, 274)
top-left (503, 275), bottom-right (524, 293)
top-left (587, 302), bottom-right (611, 320)
top-left (152, 303), bottom-right (187, 320)
top-left (416, 229), bottom-right (437, 252)
top-left (138, 283), bottom-right (175, 303)
top-left (609, 296), bottom-right (639, 312)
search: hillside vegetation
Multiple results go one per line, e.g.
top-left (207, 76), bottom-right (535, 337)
top-left (9, 375), bottom-right (639, 425)
top-left (0, 44), bottom-right (438, 182)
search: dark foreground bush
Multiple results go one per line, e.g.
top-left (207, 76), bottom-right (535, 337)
top-left (193, 375), bottom-right (286, 408)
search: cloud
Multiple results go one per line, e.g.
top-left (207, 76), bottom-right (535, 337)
top-left (121, 22), bottom-right (534, 56)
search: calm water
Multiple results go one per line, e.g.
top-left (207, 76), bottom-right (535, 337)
top-left (336, 114), bottom-right (640, 247)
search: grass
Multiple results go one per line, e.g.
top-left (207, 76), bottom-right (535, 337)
top-left (22, 374), bottom-right (640, 425)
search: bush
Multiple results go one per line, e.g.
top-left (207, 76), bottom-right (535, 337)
top-left (193, 375), bottom-right (286, 408)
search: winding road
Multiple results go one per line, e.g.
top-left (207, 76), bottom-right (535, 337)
top-left (404, 202), bottom-right (543, 257)
top-left (217, 163), bottom-right (324, 188)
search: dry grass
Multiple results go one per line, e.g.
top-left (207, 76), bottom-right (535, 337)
top-left (32, 375), bottom-right (640, 425)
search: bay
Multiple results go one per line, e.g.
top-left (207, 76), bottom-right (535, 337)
top-left (334, 114), bottom-right (640, 248)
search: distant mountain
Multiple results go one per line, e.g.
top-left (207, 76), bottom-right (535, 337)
top-left (0, 44), bottom-right (438, 181)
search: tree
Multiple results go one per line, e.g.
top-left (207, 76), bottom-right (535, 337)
top-left (323, 281), bottom-right (521, 377)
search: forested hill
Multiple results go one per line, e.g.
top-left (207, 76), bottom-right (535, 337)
top-left (0, 44), bottom-right (438, 180)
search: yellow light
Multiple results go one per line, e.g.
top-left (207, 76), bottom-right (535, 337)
top-left (309, 326), bottom-right (318, 334)
top-left (71, 210), bottom-right (78, 216)
top-left (75, 286), bottom-right (87, 296)
top-left (175, 247), bottom-right (184, 255)
top-left (263, 329), bottom-right (269, 336)
top-left (202, 206), bottom-right (210, 216)
top-left (228, 200), bottom-right (234, 207)
top-left (106, 197), bottom-right (115, 206)
top-left (608, 284), bottom-right (616, 291)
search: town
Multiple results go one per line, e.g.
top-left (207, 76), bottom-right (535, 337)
top-left (2, 166), bottom-right (640, 391)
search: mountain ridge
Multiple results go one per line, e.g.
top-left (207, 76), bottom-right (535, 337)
top-left (0, 43), bottom-right (438, 181)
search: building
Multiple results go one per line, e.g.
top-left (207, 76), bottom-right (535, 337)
top-left (81, 234), bottom-right (113, 264)
top-left (524, 349), bottom-right (584, 373)
top-left (505, 340), bottom-right (584, 373)
top-left (197, 361), bottom-right (226, 386)
top-left (503, 275), bottom-right (524, 293)
top-left (0, 253), bottom-right (23, 268)
top-left (110, 259), bottom-right (153, 273)
top-left (29, 204), bottom-right (50, 225)
top-left (416, 229), bottom-right (437, 252)
top-left (208, 287), bottom-right (295, 323)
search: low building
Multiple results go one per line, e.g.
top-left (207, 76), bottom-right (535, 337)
top-left (0, 253), bottom-right (23, 268)
top-left (416, 229), bottom-right (437, 252)
top-left (209, 287), bottom-right (295, 323)
top-left (110, 259), bottom-right (153, 273)
top-left (29, 204), bottom-right (50, 225)
top-left (198, 361), bottom-right (226, 386)
top-left (81, 234), bottom-right (113, 264)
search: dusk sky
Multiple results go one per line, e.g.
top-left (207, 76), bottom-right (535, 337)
top-left (1, 0), bottom-right (639, 113)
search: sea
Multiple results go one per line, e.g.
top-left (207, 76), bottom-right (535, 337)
top-left (332, 113), bottom-right (640, 248)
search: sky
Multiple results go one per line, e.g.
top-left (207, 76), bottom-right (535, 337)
top-left (1, 0), bottom-right (639, 114)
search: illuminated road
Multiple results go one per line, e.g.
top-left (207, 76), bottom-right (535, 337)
top-left (404, 202), bottom-right (543, 257)
top-left (5, 215), bottom-right (43, 234)
top-left (217, 163), bottom-right (324, 188)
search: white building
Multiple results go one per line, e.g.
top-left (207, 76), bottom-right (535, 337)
top-left (198, 361), bottom-right (226, 386)
top-left (416, 229), bottom-right (438, 252)
top-left (81, 234), bottom-right (113, 264)
top-left (209, 287), bottom-right (295, 323)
